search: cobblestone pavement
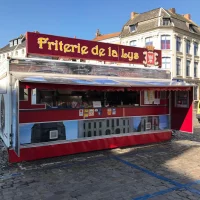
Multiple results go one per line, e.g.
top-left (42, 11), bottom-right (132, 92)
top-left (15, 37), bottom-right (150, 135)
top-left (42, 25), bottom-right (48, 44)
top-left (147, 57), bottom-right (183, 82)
top-left (1, 115), bottom-right (200, 199)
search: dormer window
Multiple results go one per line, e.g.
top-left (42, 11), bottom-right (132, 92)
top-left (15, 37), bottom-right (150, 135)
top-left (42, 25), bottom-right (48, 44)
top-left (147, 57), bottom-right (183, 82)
top-left (9, 41), bottom-right (13, 47)
top-left (18, 39), bottom-right (22, 44)
top-left (162, 18), bottom-right (171, 26)
top-left (189, 24), bottom-right (196, 33)
top-left (129, 24), bottom-right (137, 32)
top-left (14, 40), bottom-right (17, 46)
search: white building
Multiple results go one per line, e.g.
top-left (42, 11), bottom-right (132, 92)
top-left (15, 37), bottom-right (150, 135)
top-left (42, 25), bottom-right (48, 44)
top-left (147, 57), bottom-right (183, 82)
top-left (0, 35), bottom-right (26, 62)
top-left (93, 8), bottom-right (200, 100)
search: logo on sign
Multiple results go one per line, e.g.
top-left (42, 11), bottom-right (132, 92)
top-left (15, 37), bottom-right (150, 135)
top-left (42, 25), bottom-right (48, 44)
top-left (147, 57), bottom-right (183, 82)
top-left (143, 46), bottom-right (160, 67)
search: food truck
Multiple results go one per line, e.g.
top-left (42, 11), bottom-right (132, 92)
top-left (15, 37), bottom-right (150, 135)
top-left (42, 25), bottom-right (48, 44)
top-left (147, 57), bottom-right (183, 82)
top-left (0, 32), bottom-right (194, 163)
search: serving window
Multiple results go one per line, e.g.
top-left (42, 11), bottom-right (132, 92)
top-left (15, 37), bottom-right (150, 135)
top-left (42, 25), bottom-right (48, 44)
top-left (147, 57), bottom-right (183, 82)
top-left (30, 88), bottom-right (140, 109)
top-left (141, 90), bottom-right (168, 106)
top-left (175, 91), bottom-right (189, 108)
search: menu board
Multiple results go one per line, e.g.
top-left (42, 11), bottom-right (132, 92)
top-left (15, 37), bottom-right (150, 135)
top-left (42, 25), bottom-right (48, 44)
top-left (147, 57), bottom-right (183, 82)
top-left (144, 90), bottom-right (155, 104)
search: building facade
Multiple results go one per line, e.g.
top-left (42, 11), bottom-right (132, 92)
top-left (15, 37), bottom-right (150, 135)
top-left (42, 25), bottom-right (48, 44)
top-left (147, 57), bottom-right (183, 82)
top-left (93, 8), bottom-right (200, 100)
top-left (0, 35), bottom-right (26, 62)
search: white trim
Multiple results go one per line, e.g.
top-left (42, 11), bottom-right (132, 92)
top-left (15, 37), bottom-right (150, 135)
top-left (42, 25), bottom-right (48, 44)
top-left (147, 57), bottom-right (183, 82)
top-left (158, 8), bottom-right (162, 26)
top-left (162, 8), bottom-right (171, 17)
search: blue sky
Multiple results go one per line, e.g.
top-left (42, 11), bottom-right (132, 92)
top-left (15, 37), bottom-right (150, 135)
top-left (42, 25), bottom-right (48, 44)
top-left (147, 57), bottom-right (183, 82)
top-left (0, 0), bottom-right (200, 47)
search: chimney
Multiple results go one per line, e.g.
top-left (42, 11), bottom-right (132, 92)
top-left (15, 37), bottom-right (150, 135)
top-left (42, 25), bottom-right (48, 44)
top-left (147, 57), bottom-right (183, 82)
top-left (95, 29), bottom-right (101, 37)
top-left (184, 14), bottom-right (191, 20)
top-left (130, 12), bottom-right (138, 20)
top-left (169, 8), bottom-right (176, 14)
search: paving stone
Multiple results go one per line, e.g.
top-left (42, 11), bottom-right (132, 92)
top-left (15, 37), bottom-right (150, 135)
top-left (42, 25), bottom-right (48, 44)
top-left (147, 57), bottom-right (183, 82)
top-left (0, 111), bottom-right (200, 200)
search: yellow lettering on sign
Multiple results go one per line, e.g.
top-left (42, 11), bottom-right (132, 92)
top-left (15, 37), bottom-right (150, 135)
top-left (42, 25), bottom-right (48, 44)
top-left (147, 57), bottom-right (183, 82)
top-left (108, 47), bottom-right (118, 57)
top-left (54, 40), bottom-right (58, 51)
top-left (91, 45), bottom-right (99, 55)
top-left (77, 43), bottom-right (81, 53)
top-left (99, 48), bottom-right (105, 57)
top-left (112, 50), bottom-right (118, 57)
top-left (64, 44), bottom-right (71, 53)
top-left (134, 53), bottom-right (139, 60)
top-left (108, 47), bottom-right (112, 57)
top-left (71, 44), bottom-right (77, 53)
top-left (48, 42), bottom-right (55, 50)
top-left (37, 37), bottom-right (49, 49)
top-left (59, 41), bottom-right (63, 51)
top-left (81, 46), bottom-right (88, 55)
top-left (121, 49), bottom-right (139, 61)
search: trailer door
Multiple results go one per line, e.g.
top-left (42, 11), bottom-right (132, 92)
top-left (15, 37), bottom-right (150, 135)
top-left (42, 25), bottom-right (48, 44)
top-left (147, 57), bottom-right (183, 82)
top-left (171, 89), bottom-right (193, 133)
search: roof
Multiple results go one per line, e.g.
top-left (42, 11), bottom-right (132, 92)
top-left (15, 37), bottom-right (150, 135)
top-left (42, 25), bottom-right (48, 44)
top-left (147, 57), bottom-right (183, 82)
top-left (0, 36), bottom-right (26, 54)
top-left (120, 8), bottom-right (200, 38)
top-left (93, 32), bottom-right (120, 41)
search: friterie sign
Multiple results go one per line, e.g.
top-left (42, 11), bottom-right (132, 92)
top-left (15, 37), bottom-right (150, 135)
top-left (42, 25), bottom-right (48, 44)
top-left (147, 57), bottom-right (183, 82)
top-left (26, 32), bottom-right (162, 66)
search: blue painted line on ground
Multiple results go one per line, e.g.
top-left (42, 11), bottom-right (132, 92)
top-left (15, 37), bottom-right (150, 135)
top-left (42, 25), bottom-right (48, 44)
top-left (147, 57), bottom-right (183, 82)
top-left (133, 186), bottom-right (179, 200)
top-left (112, 156), bottom-right (200, 199)
top-left (185, 186), bottom-right (200, 196)
top-left (112, 156), bottom-right (182, 187)
top-left (133, 184), bottom-right (200, 200)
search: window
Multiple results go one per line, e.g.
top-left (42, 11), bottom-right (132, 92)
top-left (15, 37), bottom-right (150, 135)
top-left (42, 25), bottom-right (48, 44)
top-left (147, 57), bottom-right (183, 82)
top-left (161, 35), bottom-right (170, 49)
top-left (130, 24), bottom-right (136, 32)
top-left (130, 40), bottom-right (137, 47)
top-left (176, 58), bottom-right (181, 76)
top-left (162, 57), bottom-right (171, 69)
top-left (162, 18), bottom-right (171, 26)
top-left (145, 37), bottom-right (153, 46)
top-left (194, 42), bottom-right (198, 56)
top-left (3, 54), bottom-right (5, 58)
top-left (186, 60), bottom-right (191, 76)
top-left (189, 24), bottom-right (196, 33)
top-left (14, 40), bottom-right (17, 46)
top-left (175, 91), bottom-right (189, 108)
top-left (15, 51), bottom-right (18, 56)
top-left (176, 37), bottom-right (181, 52)
top-left (186, 40), bottom-right (191, 54)
top-left (18, 39), bottom-right (22, 44)
top-left (22, 49), bottom-right (25, 55)
top-left (194, 62), bottom-right (198, 78)
top-left (194, 86), bottom-right (198, 100)
top-left (9, 41), bottom-right (13, 47)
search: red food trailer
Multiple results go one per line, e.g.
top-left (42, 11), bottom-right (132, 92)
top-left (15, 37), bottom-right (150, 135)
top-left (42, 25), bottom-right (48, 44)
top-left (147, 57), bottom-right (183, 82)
top-left (0, 32), bottom-right (194, 163)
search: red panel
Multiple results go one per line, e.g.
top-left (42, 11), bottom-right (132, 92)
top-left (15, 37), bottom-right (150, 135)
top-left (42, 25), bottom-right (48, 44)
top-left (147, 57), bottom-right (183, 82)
top-left (8, 131), bottom-right (171, 163)
top-left (19, 88), bottom-right (45, 109)
top-left (19, 107), bottom-right (168, 123)
top-left (171, 90), bottom-right (193, 133)
top-left (26, 32), bottom-right (162, 66)
top-left (124, 107), bottom-right (168, 116)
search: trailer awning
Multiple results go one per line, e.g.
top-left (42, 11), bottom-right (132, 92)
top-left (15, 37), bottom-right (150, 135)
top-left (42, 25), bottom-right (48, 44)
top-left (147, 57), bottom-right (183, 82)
top-left (12, 72), bottom-right (192, 91)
